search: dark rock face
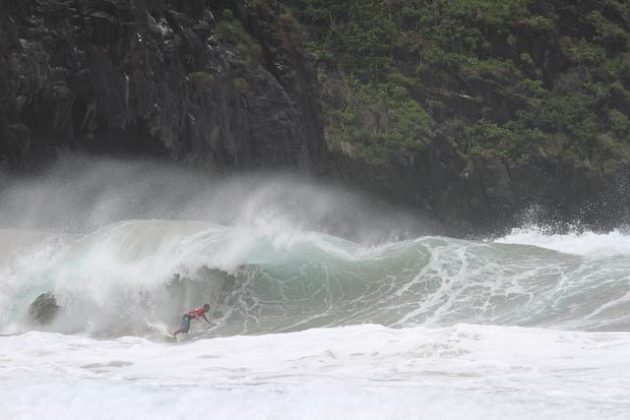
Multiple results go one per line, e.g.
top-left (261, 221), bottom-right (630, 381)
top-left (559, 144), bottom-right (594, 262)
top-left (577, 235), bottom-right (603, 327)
top-left (29, 292), bottom-right (60, 325)
top-left (1, 1), bottom-right (628, 236)
top-left (0, 0), bottom-right (326, 171)
top-left (332, 141), bottom-right (630, 236)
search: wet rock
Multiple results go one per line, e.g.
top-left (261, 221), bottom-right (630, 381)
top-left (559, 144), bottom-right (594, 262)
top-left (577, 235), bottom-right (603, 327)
top-left (29, 293), bottom-right (60, 325)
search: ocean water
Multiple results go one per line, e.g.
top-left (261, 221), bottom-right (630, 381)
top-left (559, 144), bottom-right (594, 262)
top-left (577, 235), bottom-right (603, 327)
top-left (1, 158), bottom-right (630, 419)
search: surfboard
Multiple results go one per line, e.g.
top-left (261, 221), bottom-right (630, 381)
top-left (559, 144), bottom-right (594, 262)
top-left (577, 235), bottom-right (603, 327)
top-left (147, 321), bottom-right (179, 342)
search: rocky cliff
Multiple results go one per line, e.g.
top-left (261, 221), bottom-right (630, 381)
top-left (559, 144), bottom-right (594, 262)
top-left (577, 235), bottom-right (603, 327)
top-left (0, 0), bottom-right (326, 172)
top-left (293, 0), bottom-right (630, 234)
top-left (1, 0), bottom-right (630, 235)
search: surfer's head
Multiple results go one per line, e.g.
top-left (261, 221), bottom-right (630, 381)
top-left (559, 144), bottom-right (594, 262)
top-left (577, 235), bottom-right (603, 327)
top-left (203, 303), bottom-right (210, 312)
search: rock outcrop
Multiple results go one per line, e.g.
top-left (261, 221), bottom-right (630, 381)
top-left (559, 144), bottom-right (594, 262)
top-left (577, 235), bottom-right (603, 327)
top-left (0, 0), bottom-right (326, 171)
top-left (28, 292), bottom-right (60, 325)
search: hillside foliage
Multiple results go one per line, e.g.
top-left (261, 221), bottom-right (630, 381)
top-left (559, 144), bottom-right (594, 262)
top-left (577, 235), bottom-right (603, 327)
top-left (286, 0), bottom-right (630, 165)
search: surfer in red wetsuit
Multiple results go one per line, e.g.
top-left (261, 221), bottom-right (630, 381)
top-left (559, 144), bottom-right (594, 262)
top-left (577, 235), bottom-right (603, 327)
top-left (172, 304), bottom-right (211, 337)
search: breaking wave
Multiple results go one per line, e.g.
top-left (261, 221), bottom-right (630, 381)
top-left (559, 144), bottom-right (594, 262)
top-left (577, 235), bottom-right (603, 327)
top-left (2, 220), bottom-right (629, 338)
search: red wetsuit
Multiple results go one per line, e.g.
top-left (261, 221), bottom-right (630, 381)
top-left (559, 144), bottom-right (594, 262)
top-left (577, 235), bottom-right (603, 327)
top-left (187, 307), bottom-right (207, 320)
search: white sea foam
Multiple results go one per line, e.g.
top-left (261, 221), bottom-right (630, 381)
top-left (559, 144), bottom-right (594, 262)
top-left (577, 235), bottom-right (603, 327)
top-left (2, 324), bottom-right (630, 419)
top-left (495, 226), bottom-right (630, 257)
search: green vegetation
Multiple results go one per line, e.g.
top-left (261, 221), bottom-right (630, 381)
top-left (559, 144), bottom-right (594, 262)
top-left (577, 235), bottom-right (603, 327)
top-left (213, 18), bottom-right (262, 63)
top-left (325, 74), bottom-right (434, 163)
top-left (289, 0), bottom-right (630, 166)
top-left (189, 71), bottom-right (215, 93)
top-left (232, 77), bottom-right (250, 94)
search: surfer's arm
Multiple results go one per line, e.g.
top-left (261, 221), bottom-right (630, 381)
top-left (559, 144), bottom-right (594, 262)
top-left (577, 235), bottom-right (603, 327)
top-left (202, 314), bottom-right (209, 323)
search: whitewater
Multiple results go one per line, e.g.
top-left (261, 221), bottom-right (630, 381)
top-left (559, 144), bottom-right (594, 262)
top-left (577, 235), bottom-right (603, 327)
top-left (1, 157), bottom-right (630, 419)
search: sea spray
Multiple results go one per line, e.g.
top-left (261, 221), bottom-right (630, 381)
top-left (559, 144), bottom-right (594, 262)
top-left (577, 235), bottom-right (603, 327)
top-left (496, 225), bottom-right (630, 257)
top-left (0, 155), bottom-right (436, 242)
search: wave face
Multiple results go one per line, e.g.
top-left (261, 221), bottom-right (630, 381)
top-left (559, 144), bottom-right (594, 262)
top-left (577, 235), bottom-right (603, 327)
top-left (3, 219), bottom-right (630, 337)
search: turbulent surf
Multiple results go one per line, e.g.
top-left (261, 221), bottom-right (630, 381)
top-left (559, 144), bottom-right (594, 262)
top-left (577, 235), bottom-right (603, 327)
top-left (3, 220), bottom-right (630, 337)
top-left (2, 158), bottom-right (630, 419)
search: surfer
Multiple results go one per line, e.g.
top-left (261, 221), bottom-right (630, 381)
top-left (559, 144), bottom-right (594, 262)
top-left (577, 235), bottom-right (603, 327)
top-left (172, 304), bottom-right (211, 337)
